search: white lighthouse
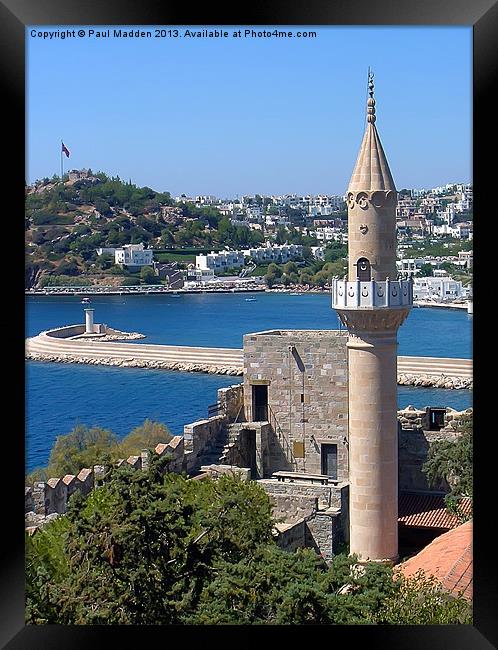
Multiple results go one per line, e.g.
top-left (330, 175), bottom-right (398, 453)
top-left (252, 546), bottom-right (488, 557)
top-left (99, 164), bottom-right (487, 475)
top-left (84, 308), bottom-right (95, 334)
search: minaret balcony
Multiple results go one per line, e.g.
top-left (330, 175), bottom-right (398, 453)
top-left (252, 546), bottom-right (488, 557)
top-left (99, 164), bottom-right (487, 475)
top-left (331, 278), bottom-right (413, 310)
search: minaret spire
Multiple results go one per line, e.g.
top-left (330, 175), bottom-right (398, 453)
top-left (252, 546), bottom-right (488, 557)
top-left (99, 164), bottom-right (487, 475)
top-left (348, 72), bottom-right (396, 193)
top-left (367, 70), bottom-right (376, 124)
top-left (332, 75), bottom-right (413, 563)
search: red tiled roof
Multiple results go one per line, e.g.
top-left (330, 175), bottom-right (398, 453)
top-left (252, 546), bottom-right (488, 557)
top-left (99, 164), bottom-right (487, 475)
top-left (398, 492), bottom-right (472, 530)
top-left (399, 521), bottom-right (472, 600)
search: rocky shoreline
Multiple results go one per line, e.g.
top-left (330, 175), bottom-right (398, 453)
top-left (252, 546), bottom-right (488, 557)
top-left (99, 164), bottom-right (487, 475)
top-left (25, 351), bottom-right (243, 376)
top-left (25, 351), bottom-right (471, 388)
top-left (83, 331), bottom-right (146, 342)
top-left (397, 373), bottom-right (472, 390)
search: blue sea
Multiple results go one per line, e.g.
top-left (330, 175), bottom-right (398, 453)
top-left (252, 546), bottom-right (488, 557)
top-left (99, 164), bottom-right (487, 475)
top-left (25, 293), bottom-right (473, 472)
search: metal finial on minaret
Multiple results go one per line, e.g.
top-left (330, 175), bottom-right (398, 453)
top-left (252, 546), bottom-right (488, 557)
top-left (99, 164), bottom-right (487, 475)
top-left (367, 70), bottom-right (376, 124)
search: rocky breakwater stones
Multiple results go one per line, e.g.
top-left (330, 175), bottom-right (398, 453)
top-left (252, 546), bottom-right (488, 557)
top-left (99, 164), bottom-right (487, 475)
top-left (88, 331), bottom-right (146, 342)
top-left (397, 373), bottom-right (472, 390)
top-left (26, 350), bottom-right (243, 376)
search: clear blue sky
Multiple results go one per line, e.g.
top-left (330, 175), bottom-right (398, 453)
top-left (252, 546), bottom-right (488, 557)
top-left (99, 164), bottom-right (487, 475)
top-left (26, 26), bottom-right (471, 197)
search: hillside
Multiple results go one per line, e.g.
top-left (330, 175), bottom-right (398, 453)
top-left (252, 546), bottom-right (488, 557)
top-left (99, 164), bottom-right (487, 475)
top-left (24, 170), bottom-right (263, 289)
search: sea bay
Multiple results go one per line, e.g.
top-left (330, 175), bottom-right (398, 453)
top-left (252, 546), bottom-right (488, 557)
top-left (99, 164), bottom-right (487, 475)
top-left (25, 292), bottom-right (472, 472)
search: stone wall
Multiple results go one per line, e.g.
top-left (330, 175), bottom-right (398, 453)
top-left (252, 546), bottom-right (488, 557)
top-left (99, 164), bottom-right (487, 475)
top-left (274, 520), bottom-right (307, 552)
top-left (25, 437), bottom-right (185, 526)
top-left (305, 509), bottom-right (342, 560)
top-left (199, 464), bottom-right (251, 481)
top-left (397, 407), bottom-right (472, 492)
top-left (258, 478), bottom-right (345, 510)
top-left (397, 405), bottom-right (472, 432)
top-left (44, 324), bottom-right (86, 338)
top-left (217, 383), bottom-right (244, 421)
top-left (184, 417), bottom-right (224, 458)
top-left (25, 383), bottom-right (244, 531)
top-left (259, 479), bottom-right (349, 560)
top-left (243, 330), bottom-right (349, 478)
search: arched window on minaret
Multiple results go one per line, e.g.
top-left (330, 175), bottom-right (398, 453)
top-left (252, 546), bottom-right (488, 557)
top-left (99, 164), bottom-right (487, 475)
top-left (356, 257), bottom-right (371, 281)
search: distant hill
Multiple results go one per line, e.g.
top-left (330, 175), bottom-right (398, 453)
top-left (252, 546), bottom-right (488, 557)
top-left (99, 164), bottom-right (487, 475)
top-left (24, 169), bottom-right (230, 288)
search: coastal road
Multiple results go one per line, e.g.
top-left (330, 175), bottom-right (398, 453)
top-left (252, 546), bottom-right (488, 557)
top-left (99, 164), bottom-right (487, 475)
top-left (26, 331), bottom-right (472, 378)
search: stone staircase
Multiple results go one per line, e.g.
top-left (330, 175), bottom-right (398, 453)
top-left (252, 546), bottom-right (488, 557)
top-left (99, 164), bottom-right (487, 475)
top-left (200, 433), bottom-right (230, 465)
top-left (217, 422), bottom-right (246, 465)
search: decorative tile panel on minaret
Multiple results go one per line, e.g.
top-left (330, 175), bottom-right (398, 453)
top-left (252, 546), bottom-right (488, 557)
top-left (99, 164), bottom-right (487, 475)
top-left (332, 73), bottom-right (413, 561)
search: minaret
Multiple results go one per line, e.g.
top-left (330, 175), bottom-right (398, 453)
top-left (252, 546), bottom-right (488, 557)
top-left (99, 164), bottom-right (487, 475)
top-left (332, 73), bottom-right (412, 562)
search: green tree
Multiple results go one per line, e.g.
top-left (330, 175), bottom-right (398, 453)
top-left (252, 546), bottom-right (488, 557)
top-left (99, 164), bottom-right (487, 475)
top-left (324, 241), bottom-right (347, 263)
top-left (53, 260), bottom-right (80, 276)
top-left (160, 229), bottom-right (175, 247)
top-left (275, 227), bottom-right (288, 245)
top-left (419, 263), bottom-right (434, 277)
top-left (313, 270), bottom-right (328, 288)
top-left (299, 271), bottom-right (313, 286)
top-left (322, 260), bottom-right (347, 278)
top-left (117, 420), bottom-right (172, 459)
top-left (267, 262), bottom-right (282, 277)
top-left (26, 465), bottom-right (274, 624)
top-left (378, 570), bottom-right (472, 624)
top-left (422, 415), bottom-right (472, 519)
top-left (264, 273), bottom-right (276, 288)
top-left (139, 265), bottom-right (158, 284)
top-left (47, 424), bottom-right (119, 477)
top-left (26, 457), bottom-right (472, 625)
top-left (283, 261), bottom-right (298, 275)
top-left (95, 253), bottom-right (114, 271)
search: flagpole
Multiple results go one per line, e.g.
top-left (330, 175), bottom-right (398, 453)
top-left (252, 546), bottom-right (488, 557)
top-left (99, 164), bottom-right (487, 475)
top-left (60, 139), bottom-right (63, 184)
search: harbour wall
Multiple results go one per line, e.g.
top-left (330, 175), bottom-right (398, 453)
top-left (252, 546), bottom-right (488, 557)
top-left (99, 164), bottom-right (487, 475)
top-left (25, 324), bottom-right (472, 388)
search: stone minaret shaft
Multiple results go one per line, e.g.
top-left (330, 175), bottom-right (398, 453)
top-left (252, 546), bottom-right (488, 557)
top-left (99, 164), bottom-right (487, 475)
top-left (332, 74), bottom-right (412, 561)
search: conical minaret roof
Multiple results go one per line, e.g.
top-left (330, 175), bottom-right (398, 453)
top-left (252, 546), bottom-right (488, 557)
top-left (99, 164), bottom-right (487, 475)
top-left (348, 73), bottom-right (396, 193)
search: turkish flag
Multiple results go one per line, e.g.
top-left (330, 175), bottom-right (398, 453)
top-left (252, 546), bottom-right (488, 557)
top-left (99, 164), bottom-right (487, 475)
top-left (61, 142), bottom-right (70, 158)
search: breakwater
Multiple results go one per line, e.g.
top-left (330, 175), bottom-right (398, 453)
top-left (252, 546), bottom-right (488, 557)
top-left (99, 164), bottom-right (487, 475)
top-left (26, 324), bottom-right (473, 388)
top-left (26, 326), bottom-right (244, 376)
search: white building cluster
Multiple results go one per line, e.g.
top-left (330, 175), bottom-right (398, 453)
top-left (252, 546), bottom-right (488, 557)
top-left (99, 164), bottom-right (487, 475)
top-left (412, 276), bottom-right (470, 301)
top-left (396, 251), bottom-right (473, 277)
top-left (96, 244), bottom-right (153, 268)
top-left (395, 184), bottom-right (472, 239)
top-left (195, 243), bottom-right (305, 273)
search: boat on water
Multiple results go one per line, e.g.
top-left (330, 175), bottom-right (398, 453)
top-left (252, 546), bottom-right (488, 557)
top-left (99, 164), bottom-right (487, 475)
top-left (245, 298), bottom-right (257, 302)
top-left (81, 297), bottom-right (91, 304)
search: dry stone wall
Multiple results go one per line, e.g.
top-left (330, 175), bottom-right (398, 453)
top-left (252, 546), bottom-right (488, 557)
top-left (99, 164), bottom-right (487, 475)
top-left (25, 384), bottom-right (244, 532)
top-left (397, 406), bottom-right (472, 492)
top-left (25, 437), bottom-right (185, 528)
